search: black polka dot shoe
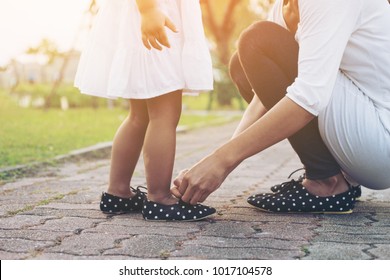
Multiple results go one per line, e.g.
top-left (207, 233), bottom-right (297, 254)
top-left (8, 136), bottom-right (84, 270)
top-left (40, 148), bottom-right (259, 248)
top-left (247, 181), bottom-right (356, 214)
top-left (142, 199), bottom-right (216, 221)
top-left (270, 177), bottom-right (304, 193)
top-left (270, 168), bottom-right (305, 193)
top-left (271, 179), bottom-right (362, 201)
top-left (352, 185), bottom-right (362, 200)
top-left (268, 169), bottom-right (361, 200)
top-left (100, 186), bottom-right (146, 214)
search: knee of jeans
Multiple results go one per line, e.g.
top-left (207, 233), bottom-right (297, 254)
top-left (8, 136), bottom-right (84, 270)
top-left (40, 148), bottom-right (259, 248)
top-left (229, 52), bottom-right (254, 103)
top-left (238, 21), bottom-right (280, 61)
top-left (228, 52), bottom-right (241, 84)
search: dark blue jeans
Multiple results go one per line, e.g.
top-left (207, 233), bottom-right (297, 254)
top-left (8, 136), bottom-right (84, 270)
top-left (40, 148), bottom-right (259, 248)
top-left (229, 21), bottom-right (340, 180)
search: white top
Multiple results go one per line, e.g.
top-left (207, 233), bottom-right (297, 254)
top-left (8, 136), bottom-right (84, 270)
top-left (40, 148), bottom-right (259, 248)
top-left (268, 0), bottom-right (390, 129)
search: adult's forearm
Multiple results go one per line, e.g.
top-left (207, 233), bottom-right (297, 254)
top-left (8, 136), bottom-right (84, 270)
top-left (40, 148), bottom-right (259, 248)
top-left (215, 96), bottom-right (315, 171)
top-left (232, 95), bottom-right (267, 139)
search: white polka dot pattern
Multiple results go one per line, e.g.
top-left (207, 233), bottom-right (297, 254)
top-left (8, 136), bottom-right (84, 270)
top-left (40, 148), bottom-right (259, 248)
top-left (100, 187), bottom-right (146, 214)
top-left (248, 181), bottom-right (356, 214)
top-left (142, 199), bottom-right (216, 221)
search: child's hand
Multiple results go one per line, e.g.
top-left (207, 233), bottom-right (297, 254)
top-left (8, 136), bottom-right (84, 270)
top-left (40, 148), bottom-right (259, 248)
top-left (140, 8), bottom-right (178, 50)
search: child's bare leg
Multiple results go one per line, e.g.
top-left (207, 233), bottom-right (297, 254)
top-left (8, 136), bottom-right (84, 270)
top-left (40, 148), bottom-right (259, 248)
top-left (107, 99), bottom-right (149, 198)
top-left (143, 90), bottom-right (182, 205)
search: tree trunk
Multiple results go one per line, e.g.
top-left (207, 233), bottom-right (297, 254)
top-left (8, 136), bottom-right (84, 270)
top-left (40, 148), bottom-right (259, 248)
top-left (201, 0), bottom-right (240, 65)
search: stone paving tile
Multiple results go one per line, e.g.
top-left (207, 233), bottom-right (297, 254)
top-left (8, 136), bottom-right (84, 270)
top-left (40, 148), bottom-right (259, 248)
top-left (179, 235), bottom-right (309, 251)
top-left (0, 215), bottom-right (58, 230)
top-left (0, 229), bottom-right (73, 241)
top-left (0, 250), bottom-right (30, 260)
top-left (249, 222), bottom-right (317, 241)
top-left (30, 216), bottom-right (105, 233)
top-left (103, 235), bottom-right (185, 259)
top-left (313, 222), bottom-right (390, 236)
top-left (0, 203), bottom-right (34, 217)
top-left (21, 208), bottom-right (106, 219)
top-left (1, 121), bottom-right (389, 260)
top-left (33, 253), bottom-right (131, 260)
top-left (354, 201), bottom-right (390, 213)
top-left (302, 242), bottom-right (372, 260)
top-left (219, 208), bottom-right (321, 224)
top-left (29, 202), bottom-right (99, 210)
top-left (86, 223), bottom-right (202, 237)
top-left (367, 244), bottom-right (390, 259)
top-left (318, 214), bottom-right (376, 226)
top-left (44, 232), bottom-right (131, 256)
top-left (201, 221), bottom-right (256, 238)
top-left (0, 238), bottom-right (56, 254)
top-left (0, 177), bottom-right (55, 191)
top-left (309, 231), bottom-right (390, 244)
top-left (171, 245), bottom-right (304, 260)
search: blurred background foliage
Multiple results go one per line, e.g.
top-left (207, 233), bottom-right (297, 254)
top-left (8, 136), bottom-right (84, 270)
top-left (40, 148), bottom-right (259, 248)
top-left (1, 0), bottom-right (275, 110)
top-left (0, 0), bottom-right (275, 168)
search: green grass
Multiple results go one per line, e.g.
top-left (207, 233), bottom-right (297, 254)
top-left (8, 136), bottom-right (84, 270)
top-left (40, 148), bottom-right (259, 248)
top-left (0, 89), bottom-right (241, 168)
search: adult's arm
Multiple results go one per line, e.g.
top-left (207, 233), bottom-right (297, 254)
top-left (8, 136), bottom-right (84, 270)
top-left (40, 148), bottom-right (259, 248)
top-left (285, 0), bottom-right (359, 115)
top-left (231, 94), bottom-right (267, 138)
top-left (172, 0), bottom-right (359, 204)
top-left (172, 96), bottom-right (314, 204)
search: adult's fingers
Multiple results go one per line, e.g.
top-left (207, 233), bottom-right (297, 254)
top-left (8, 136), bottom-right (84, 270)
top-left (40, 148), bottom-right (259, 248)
top-left (170, 186), bottom-right (183, 198)
top-left (199, 192), bottom-right (209, 203)
top-left (173, 169), bottom-right (188, 187)
top-left (188, 190), bottom-right (205, 205)
top-left (180, 181), bottom-right (201, 205)
top-left (177, 176), bottom-right (189, 196)
top-left (171, 169), bottom-right (189, 198)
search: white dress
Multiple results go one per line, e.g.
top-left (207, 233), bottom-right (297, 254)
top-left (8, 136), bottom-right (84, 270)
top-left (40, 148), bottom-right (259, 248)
top-left (74, 0), bottom-right (213, 99)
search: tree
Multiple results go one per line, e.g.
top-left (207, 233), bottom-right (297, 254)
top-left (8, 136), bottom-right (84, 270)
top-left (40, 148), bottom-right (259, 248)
top-left (200, 0), bottom-right (274, 107)
top-left (26, 0), bottom-right (99, 109)
top-left (26, 39), bottom-right (67, 108)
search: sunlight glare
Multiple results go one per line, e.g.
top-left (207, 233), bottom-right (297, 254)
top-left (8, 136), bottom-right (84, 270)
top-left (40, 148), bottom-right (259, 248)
top-left (0, 0), bottom-right (103, 66)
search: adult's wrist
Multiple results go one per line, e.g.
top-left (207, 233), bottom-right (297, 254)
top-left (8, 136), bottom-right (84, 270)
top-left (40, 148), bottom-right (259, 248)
top-left (212, 146), bottom-right (241, 175)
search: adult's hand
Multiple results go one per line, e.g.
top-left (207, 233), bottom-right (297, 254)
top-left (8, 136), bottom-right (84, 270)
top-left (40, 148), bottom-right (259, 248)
top-left (171, 154), bottom-right (231, 205)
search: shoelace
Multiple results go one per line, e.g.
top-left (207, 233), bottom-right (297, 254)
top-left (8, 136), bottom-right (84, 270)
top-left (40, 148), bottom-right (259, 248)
top-left (270, 167), bottom-right (306, 193)
top-left (131, 186), bottom-right (147, 196)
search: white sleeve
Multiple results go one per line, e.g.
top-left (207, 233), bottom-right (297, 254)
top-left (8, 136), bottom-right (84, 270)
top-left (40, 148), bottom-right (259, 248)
top-left (286, 0), bottom-right (361, 115)
top-left (267, 0), bottom-right (286, 27)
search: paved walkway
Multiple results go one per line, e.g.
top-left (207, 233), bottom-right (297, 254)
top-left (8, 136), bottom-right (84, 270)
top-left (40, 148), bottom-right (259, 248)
top-left (0, 121), bottom-right (389, 260)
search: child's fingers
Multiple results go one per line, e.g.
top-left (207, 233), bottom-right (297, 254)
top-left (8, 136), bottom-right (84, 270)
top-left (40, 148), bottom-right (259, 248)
top-left (157, 31), bottom-right (170, 48)
top-left (142, 35), bottom-right (151, 50)
top-left (155, 16), bottom-right (177, 49)
top-left (165, 17), bottom-right (178, 33)
top-left (147, 36), bottom-right (162, 50)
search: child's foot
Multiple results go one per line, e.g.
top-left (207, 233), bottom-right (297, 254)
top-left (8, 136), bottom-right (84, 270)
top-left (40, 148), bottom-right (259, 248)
top-left (100, 186), bottom-right (146, 214)
top-left (142, 199), bottom-right (216, 221)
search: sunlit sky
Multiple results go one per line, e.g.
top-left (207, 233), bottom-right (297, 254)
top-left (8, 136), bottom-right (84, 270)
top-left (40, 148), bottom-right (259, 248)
top-left (0, 0), bottom-right (103, 67)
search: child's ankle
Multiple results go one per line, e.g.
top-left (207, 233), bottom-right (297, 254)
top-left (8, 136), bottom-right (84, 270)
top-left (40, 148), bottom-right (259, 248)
top-left (106, 186), bottom-right (134, 198)
top-left (147, 193), bottom-right (178, 205)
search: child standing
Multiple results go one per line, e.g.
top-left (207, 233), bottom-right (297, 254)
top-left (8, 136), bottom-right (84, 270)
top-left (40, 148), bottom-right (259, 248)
top-left (74, 0), bottom-right (215, 221)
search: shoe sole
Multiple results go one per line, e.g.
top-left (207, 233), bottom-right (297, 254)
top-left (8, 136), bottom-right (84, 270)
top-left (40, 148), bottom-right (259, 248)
top-left (143, 213), bottom-right (215, 222)
top-left (249, 205), bottom-right (353, 215)
top-left (101, 210), bottom-right (142, 215)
